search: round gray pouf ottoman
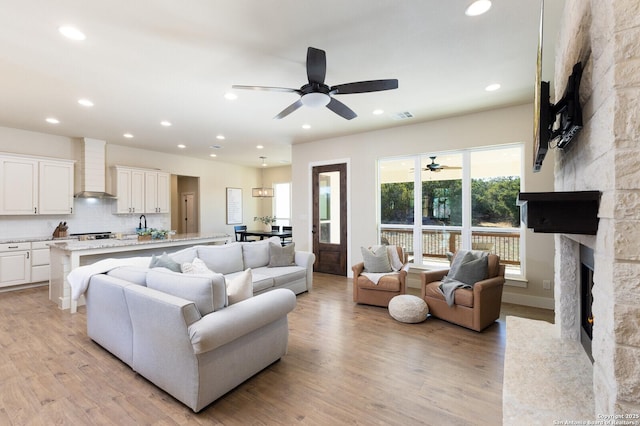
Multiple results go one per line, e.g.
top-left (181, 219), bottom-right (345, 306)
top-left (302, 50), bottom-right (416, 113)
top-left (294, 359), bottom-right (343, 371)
top-left (388, 295), bottom-right (429, 323)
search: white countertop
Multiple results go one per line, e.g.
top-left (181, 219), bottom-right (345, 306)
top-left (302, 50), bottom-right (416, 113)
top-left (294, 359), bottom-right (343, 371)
top-left (50, 233), bottom-right (230, 252)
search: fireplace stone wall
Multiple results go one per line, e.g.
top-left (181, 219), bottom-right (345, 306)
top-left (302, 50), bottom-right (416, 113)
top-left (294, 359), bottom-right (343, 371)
top-left (554, 0), bottom-right (640, 415)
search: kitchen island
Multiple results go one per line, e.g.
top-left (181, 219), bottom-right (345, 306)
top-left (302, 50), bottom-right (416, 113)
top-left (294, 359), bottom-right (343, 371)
top-left (49, 232), bottom-right (231, 312)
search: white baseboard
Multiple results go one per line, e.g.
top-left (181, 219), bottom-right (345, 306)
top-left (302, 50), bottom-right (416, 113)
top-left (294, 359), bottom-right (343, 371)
top-left (502, 292), bottom-right (555, 310)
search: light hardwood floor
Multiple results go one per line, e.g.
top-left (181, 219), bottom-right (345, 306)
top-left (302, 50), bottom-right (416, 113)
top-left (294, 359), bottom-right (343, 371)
top-left (0, 274), bottom-right (552, 425)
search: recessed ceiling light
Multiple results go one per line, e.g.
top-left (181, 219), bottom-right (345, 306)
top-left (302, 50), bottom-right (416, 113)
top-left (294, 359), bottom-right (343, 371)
top-left (58, 26), bottom-right (86, 41)
top-left (209, 153), bottom-right (217, 158)
top-left (302, 124), bottom-right (311, 130)
top-left (123, 133), bottom-right (134, 138)
top-left (465, 0), bottom-right (492, 16)
top-left (372, 109), bottom-right (384, 115)
top-left (256, 145), bottom-right (264, 149)
top-left (161, 121), bottom-right (172, 127)
top-left (485, 83), bottom-right (501, 92)
top-left (45, 117), bottom-right (60, 124)
top-left (224, 92), bottom-right (237, 100)
top-left (216, 135), bottom-right (225, 140)
top-left (78, 98), bottom-right (94, 107)
top-left (177, 144), bottom-right (186, 149)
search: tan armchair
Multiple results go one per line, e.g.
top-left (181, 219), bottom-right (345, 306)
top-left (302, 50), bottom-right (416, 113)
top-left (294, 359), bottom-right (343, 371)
top-left (353, 246), bottom-right (408, 307)
top-left (420, 252), bottom-right (505, 331)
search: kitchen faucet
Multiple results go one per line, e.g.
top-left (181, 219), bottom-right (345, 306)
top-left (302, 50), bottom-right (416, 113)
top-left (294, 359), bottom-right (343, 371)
top-left (139, 214), bottom-right (147, 229)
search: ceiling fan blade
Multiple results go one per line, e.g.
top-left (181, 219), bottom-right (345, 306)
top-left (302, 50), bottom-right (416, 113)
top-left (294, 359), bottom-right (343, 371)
top-left (331, 79), bottom-right (399, 94)
top-left (232, 85), bottom-right (300, 94)
top-left (326, 97), bottom-right (357, 120)
top-left (306, 47), bottom-right (326, 85)
top-left (274, 99), bottom-right (304, 119)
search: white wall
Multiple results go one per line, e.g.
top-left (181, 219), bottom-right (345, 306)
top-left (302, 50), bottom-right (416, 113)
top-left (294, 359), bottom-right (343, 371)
top-left (0, 126), bottom-right (262, 238)
top-left (291, 103), bottom-right (556, 306)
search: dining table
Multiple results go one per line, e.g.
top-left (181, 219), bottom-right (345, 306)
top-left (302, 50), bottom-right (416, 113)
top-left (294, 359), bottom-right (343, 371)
top-left (238, 229), bottom-right (292, 244)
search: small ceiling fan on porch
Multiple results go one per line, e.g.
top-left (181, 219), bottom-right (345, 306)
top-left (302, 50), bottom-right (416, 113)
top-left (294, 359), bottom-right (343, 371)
top-left (232, 46), bottom-right (399, 120)
top-left (424, 156), bottom-right (461, 172)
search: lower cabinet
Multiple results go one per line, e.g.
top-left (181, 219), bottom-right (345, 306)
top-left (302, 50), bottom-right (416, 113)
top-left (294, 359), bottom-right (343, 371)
top-left (0, 243), bottom-right (31, 287)
top-left (31, 241), bottom-right (51, 283)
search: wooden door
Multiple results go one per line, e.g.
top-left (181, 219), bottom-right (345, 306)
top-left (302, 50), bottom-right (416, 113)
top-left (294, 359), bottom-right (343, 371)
top-left (312, 163), bottom-right (347, 275)
top-left (181, 192), bottom-right (197, 233)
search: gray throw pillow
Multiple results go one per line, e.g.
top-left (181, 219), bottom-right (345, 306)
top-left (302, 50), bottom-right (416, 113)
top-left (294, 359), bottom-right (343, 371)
top-left (268, 242), bottom-right (296, 267)
top-left (361, 246), bottom-right (392, 273)
top-left (451, 255), bottom-right (488, 286)
top-left (146, 268), bottom-right (226, 315)
top-left (149, 252), bottom-right (181, 272)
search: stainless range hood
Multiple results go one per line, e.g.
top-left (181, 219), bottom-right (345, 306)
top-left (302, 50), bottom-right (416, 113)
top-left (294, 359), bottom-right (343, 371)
top-left (74, 138), bottom-right (117, 199)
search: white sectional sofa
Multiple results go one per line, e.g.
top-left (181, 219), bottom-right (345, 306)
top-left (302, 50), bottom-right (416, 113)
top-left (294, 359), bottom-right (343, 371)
top-left (81, 238), bottom-right (314, 412)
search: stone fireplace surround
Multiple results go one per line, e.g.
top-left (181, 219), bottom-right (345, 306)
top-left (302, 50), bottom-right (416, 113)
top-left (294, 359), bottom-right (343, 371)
top-left (504, 0), bottom-right (640, 421)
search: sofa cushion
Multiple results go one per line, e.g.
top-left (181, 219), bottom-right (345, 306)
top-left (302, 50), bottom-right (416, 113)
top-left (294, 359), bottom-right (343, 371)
top-left (226, 270), bottom-right (274, 293)
top-left (149, 252), bottom-right (182, 272)
top-left (356, 273), bottom-right (401, 292)
top-left (241, 239), bottom-right (273, 268)
top-left (146, 268), bottom-right (226, 315)
top-left (253, 265), bottom-right (306, 287)
top-left (197, 243), bottom-right (244, 275)
top-left (424, 281), bottom-right (473, 308)
top-left (226, 268), bottom-right (253, 305)
top-left (168, 246), bottom-right (198, 264)
top-left (106, 266), bottom-right (149, 286)
top-left (268, 241), bottom-right (296, 267)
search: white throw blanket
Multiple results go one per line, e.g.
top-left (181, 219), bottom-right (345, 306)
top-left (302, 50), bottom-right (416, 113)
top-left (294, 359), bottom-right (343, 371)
top-left (361, 271), bottom-right (400, 285)
top-left (67, 256), bottom-right (151, 301)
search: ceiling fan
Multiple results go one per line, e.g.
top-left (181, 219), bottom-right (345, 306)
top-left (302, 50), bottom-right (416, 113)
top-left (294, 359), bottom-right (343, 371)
top-left (424, 156), bottom-right (462, 172)
top-left (232, 47), bottom-right (398, 120)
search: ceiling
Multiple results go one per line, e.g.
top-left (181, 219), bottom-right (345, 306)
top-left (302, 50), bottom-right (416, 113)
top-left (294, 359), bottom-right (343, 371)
top-left (0, 0), bottom-right (565, 168)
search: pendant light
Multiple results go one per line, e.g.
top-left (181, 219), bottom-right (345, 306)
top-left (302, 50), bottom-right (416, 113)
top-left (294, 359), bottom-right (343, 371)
top-left (252, 156), bottom-right (274, 197)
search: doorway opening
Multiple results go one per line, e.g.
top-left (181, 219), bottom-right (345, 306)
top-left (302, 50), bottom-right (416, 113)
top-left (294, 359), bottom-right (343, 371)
top-left (171, 175), bottom-right (200, 234)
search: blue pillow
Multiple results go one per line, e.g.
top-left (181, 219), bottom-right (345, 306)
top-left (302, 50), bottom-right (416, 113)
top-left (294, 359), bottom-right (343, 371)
top-left (149, 252), bottom-right (181, 273)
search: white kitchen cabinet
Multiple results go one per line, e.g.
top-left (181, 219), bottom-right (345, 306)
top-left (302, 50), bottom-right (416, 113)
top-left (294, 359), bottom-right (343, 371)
top-left (114, 166), bottom-right (145, 214)
top-left (39, 160), bottom-right (74, 214)
top-left (0, 155), bottom-right (74, 215)
top-left (30, 240), bottom-right (51, 283)
top-left (0, 242), bottom-right (31, 287)
top-left (0, 156), bottom-right (38, 214)
top-left (144, 171), bottom-right (170, 213)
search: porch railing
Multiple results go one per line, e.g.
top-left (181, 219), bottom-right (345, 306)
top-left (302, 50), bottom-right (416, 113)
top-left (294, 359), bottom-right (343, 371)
top-left (380, 227), bottom-right (520, 266)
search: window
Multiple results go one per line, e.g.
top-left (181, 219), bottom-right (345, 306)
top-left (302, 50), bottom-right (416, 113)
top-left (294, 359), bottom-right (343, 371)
top-left (379, 145), bottom-right (523, 277)
top-left (273, 182), bottom-right (291, 226)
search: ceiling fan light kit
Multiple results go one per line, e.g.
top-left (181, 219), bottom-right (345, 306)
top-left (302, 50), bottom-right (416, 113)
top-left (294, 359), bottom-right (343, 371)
top-left (232, 47), bottom-right (398, 120)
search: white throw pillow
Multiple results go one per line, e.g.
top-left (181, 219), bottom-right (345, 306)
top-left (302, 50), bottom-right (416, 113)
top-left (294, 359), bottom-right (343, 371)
top-left (227, 268), bottom-right (253, 305)
top-left (361, 246), bottom-right (392, 273)
top-left (181, 257), bottom-right (214, 275)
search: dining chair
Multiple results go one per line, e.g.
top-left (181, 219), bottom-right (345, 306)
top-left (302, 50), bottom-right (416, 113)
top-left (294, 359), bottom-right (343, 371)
top-left (271, 225), bottom-right (280, 232)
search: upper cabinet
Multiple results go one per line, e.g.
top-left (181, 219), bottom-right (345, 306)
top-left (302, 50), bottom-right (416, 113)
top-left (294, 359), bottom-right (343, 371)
top-left (114, 166), bottom-right (145, 214)
top-left (113, 166), bottom-right (169, 214)
top-left (144, 171), bottom-right (170, 213)
top-left (39, 160), bottom-right (75, 214)
top-left (0, 154), bottom-right (74, 215)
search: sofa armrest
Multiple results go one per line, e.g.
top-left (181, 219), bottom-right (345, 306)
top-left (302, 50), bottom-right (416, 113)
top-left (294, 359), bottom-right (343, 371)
top-left (188, 288), bottom-right (297, 355)
top-left (294, 251), bottom-right (316, 291)
top-left (420, 269), bottom-right (449, 286)
top-left (352, 262), bottom-right (365, 277)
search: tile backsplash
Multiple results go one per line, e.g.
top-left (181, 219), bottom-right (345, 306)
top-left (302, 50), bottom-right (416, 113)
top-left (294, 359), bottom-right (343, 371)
top-left (0, 198), bottom-right (170, 240)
